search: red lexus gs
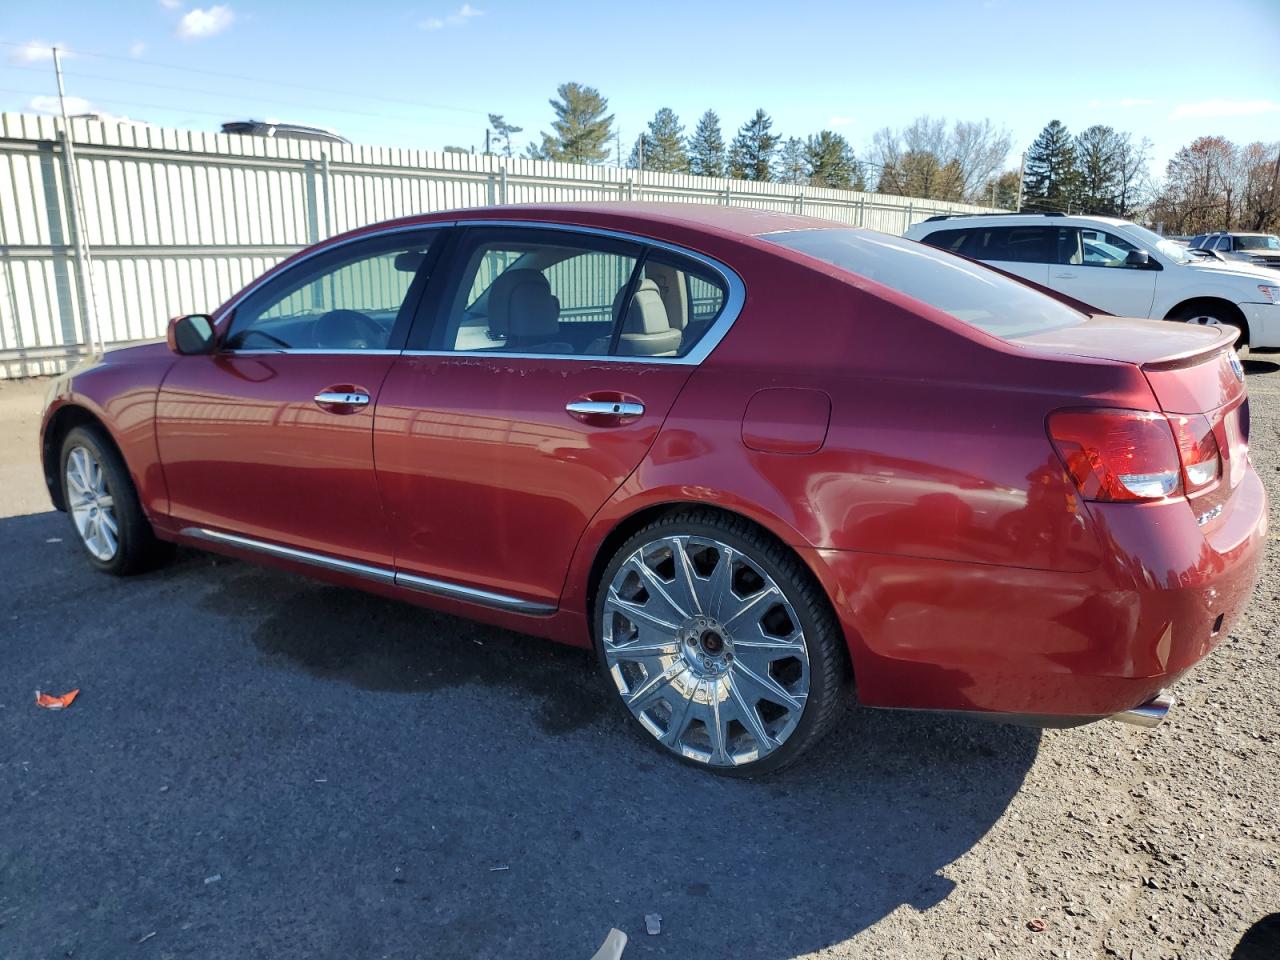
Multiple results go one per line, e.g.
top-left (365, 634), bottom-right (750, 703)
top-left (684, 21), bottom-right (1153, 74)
top-left (40, 203), bottom-right (1266, 774)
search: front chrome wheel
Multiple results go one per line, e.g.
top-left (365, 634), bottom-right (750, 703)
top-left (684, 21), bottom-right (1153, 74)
top-left (65, 444), bottom-right (118, 562)
top-left (601, 534), bottom-right (811, 768)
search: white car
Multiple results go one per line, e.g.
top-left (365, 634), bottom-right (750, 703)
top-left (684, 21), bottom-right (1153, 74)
top-left (905, 213), bottom-right (1280, 349)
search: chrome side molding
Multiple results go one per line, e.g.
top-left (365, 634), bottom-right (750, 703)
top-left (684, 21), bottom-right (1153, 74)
top-left (180, 527), bottom-right (554, 616)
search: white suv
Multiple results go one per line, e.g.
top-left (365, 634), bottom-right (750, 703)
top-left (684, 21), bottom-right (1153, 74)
top-left (904, 213), bottom-right (1280, 349)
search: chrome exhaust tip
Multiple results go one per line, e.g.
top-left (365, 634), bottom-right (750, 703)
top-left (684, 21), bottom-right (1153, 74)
top-left (1110, 690), bottom-right (1175, 728)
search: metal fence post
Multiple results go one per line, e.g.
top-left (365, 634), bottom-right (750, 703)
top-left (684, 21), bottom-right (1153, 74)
top-left (722, 187), bottom-right (731, 205)
top-left (905, 202), bottom-right (914, 234)
top-left (320, 149), bottom-right (334, 238)
top-left (486, 172), bottom-right (497, 206)
top-left (499, 164), bottom-right (508, 204)
top-left (626, 177), bottom-right (634, 201)
top-left (303, 160), bottom-right (322, 245)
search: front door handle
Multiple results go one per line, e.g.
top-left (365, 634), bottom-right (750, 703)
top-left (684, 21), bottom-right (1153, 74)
top-left (314, 389), bottom-right (371, 413)
top-left (565, 399), bottom-right (645, 420)
top-left (1053, 271), bottom-right (1077, 279)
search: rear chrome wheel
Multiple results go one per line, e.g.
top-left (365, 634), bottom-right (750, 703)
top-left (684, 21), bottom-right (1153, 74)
top-left (595, 512), bottom-right (847, 774)
top-left (66, 444), bottom-right (118, 562)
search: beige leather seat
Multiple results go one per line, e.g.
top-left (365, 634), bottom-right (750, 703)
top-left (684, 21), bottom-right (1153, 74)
top-left (590, 280), bottom-right (682, 357)
top-left (486, 269), bottom-right (571, 354)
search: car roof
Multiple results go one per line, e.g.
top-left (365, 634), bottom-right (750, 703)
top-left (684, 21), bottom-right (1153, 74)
top-left (911, 212), bottom-right (1134, 231)
top-left (367, 202), bottom-right (843, 241)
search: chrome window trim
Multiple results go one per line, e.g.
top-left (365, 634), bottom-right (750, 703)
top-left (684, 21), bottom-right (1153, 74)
top-left (445, 219), bottom-right (746, 367)
top-left (209, 217), bottom-right (745, 367)
top-left (220, 348), bottom-right (404, 356)
top-left (181, 526), bottom-right (555, 616)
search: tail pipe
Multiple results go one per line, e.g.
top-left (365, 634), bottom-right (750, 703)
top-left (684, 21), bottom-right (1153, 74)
top-left (1110, 690), bottom-right (1175, 728)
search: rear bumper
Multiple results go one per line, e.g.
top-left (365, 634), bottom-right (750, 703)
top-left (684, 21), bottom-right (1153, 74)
top-left (805, 464), bottom-right (1267, 719)
top-left (1240, 302), bottom-right (1280, 350)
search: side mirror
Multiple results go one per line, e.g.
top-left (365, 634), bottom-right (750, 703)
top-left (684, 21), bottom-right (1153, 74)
top-left (1124, 249), bottom-right (1152, 269)
top-left (167, 314), bottom-right (217, 355)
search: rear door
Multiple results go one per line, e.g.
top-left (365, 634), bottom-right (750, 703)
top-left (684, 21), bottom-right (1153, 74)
top-left (373, 226), bottom-right (735, 610)
top-left (1049, 226), bottom-right (1158, 318)
top-left (922, 225), bottom-right (1052, 286)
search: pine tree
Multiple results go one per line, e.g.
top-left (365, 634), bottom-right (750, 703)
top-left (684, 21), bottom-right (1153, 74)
top-left (728, 109), bottom-right (779, 181)
top-left (775, 137), bottom-right (807, 185)
top-left (687, 110), bottom-right (726, 177)
top-left (628, 108), bottom-right (688, 172)
top-left (804, 130), bottom-right (859, 189)
top-left (486, 113), bottom-right (523, 158)
top-left (533, 83), bottom-right (614, 164)
top-left (1073, 124), bottom-right (1126, 215)
top-left (1024, 120), bottom-right (1079, 213)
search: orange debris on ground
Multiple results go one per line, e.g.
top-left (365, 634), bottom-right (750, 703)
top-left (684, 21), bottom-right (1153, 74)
top-left (35, 689), bottom-right (80, 710)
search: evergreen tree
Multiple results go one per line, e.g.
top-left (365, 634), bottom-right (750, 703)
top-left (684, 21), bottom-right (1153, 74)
top-left (804, 130), bottom-right (859, 189)
top-left (1073, 124), bottom-right (1126, 215)
top-left (775, 137), bottom-right (807, 185)
top-left (486, 113), bottom-right (523, 158)
top-left (1023, 120), bottom-right (1079, 212)
top-left (728, 109), bottom-right (779, 181)
top-left (687, 110), bottom-right (726, 177)
top-left (628, 107), bottom-right (688, 172)
top-left (533, 83), bottom-right (614, 164)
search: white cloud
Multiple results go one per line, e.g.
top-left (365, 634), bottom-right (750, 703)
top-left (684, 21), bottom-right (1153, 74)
top-left (419, 3), bottom-right (482, 29)
top-left (8, 39), bottom-right (71, 63)
top-left (129, 40), bottom-right (148, 58)
top-left (177, 4), bottom-right (235, 38)
top-left (828, 115), bottom-right (855, 127)
top-left (28, 94), bottom-right (93, 115)
top-left (1171, 98), bottom-right (1280, 120)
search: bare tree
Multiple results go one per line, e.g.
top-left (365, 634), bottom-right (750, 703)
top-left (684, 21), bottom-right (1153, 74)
top-left (870, 116), bottom-right (1010, 202)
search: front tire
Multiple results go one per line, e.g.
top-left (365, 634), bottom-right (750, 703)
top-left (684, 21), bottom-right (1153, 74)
top-left (59, 425), bottom-right (171, 575)
top-left (593, 510), bottom-right (849, 775)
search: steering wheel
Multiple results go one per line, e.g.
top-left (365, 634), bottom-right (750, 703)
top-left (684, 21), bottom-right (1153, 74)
top-left (312, 310), bottom-right (386, 349)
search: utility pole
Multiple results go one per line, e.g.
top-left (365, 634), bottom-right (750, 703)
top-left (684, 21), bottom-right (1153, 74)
top-left (615, 129), bottom-right (622, 168)
top-left (484, 127), bottom-right (490, 156)
top-left (53, 46), bottom-right (104, 357)
top-left (1015, 150), bottom-right (1026, 212)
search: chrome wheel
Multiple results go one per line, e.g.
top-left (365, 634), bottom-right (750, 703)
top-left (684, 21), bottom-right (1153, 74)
top-left (1182, 314), bottom-right (1222, 327)
top-left (66, 444), bottom-right (118, 562)
top-left (602, 535), bottom-right (810, 767)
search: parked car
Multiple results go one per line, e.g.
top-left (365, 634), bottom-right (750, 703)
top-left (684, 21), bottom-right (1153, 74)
top-left (40, 204), bottom-right (1266, 774)
top-left (1190, 231), bottom-right (1280, 270)
top-left (905, 213), bottom-right (1280, 349)
top-left (220, 119), bottom-right (350, 145)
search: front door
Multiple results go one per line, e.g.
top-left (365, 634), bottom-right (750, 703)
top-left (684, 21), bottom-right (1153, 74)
top-left (374, 227), bottom-right (733, 609)
top-left (155, 228), bottom-right (440, 566)
top-left (1049, 226), bottom-right (1158, 318)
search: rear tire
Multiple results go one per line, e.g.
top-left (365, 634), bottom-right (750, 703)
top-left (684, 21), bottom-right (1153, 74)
top-left (1169, 303), bottom-right (1246, 353)
top-left (59, 425), bottom-right (172, 576)
top-left (593, 509), bottom-right (849, 776)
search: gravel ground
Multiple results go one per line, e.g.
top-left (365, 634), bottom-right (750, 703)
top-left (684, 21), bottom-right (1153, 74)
top-left (0, 361), bottom-right (1277, 960)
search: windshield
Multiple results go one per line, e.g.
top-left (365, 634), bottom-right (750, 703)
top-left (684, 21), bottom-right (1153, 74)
top-left (762, 229), bottom-right (1085, 339)
top-left (1237, 235), bottom-right (1280, 251)
top-left (1116, 223), bottom-right (1195, 264)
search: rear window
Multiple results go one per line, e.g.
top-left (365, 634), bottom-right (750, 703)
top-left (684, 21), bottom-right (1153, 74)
top-left (762, 228), bottom-right (1085, 339)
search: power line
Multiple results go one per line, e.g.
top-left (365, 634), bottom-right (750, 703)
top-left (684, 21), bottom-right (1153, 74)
top-left (0, 40), bottom-right (490, 119)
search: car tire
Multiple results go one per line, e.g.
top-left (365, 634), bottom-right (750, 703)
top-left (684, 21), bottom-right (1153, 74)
top-left (593, 509), bottom-right (849, 776)
top-left (59, 425), bottom-right (172, 576)
top-left (1169, 303), bottom-right (1246, 352)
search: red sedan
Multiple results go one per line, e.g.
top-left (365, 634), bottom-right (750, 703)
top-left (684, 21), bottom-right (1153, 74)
top-left (39, 203), bottom-right (1267, 774)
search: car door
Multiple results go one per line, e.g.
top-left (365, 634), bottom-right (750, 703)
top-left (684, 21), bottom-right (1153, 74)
top-left (373, 225), bottom-right (735, 610)
top-left (155, 227), bottom-right (442, 566)
top-left (1048, 226), bottom-right (1158, 318)
top-left (945, 225), bottom-right (1053, 286)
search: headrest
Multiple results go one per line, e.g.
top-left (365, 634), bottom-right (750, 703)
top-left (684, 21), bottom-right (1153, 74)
top-left (623, 280), bottom-right (669, 335)
top-left (489, 268), bottom-right (559, 340)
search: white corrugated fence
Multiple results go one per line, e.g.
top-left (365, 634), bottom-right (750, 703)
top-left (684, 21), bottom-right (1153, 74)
top-left (0, 111), bottom-right (1003, 378)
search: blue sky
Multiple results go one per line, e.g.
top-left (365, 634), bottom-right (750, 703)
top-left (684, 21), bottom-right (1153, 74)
top-left (2, 0), bottom-right (1278, 178)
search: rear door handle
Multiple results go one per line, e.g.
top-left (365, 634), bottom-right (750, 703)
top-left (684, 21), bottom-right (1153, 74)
top-left (565, 399), bottom-right (644, 419)
top-left (314, 390), bottom-right (371, 410)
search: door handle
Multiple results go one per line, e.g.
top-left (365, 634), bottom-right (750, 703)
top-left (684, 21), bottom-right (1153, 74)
top-left (565, 399), bottom-right (645, 419)
top-left (1053, 272), bottom-right (1077, 279)
top-left (314, 390), bottom-right (370, 407)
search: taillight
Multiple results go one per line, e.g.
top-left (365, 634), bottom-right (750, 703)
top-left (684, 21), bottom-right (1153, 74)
top-left (1048, 409), bottom-right (1182, 502)
top-left (1169, 413), bottom-right (1221, 492)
